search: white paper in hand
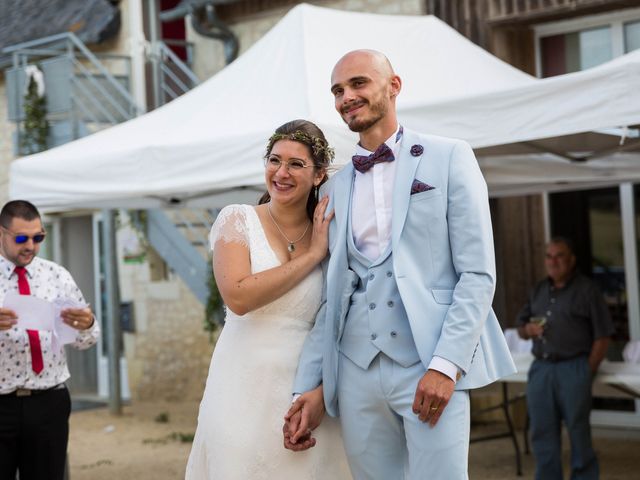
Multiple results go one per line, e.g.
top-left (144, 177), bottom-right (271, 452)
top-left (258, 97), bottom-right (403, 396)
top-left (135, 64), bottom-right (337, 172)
top-left (52, 299), bottom-right (89, 350)
top-left (54, 315), bottom-right (77, 345)
top-left (3, 291), bottom-right (55, 331)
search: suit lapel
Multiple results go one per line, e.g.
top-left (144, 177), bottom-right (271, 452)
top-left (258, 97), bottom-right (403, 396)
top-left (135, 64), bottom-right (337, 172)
top-left (332, 163), bottom-right (354, 242)
top-left (391, 129), bottom-right (422, 247)
top-left (327, 164), bottom-right (353, 292)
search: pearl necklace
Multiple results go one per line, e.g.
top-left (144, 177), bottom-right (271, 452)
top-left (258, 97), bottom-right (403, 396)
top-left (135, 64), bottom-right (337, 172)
top-left (267, 203), bottom-right (310, 253)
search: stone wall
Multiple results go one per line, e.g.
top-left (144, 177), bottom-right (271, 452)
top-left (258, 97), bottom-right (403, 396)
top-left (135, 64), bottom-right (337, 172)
top-left (119, 253), bottom-right (215, 401)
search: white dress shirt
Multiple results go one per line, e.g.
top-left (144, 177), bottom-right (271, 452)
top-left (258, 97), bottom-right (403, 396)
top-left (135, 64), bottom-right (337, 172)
top-left (0, 255), bottom-right (100, 394)
top-left (351, 126), bottom-right (459, 383)
top-left (351, 130), bottom-right (399, 260)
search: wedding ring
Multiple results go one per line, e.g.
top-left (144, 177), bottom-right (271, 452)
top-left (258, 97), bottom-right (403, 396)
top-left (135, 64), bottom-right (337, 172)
top-left (430, 407), bottom-right (438, 411)
top-left (73, 320), bottom-right (79, 327)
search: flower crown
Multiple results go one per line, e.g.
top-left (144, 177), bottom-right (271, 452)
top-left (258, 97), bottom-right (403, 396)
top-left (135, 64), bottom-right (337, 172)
top-left (266, 130), bottom-right (335, 165)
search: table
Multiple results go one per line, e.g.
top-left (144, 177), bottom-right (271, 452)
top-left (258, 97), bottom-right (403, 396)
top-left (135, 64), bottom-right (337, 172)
top-left (470, 353), bottom-right (640, 476)
top-left (507, 353), bottom-right (640, 397)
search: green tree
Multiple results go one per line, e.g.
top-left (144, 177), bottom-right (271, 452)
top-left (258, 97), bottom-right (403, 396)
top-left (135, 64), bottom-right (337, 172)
top-left (21, 74), bottom-right (49, 154)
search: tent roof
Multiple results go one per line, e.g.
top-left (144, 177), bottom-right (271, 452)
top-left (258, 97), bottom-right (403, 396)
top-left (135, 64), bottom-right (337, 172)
top-left (399, 49), bottom-right (640, 196)
top-left (9, 3), bottom-right (536, 210)
top-left (402, 49), bottom-right (640, 153)
top-left (9, 4), bottom-right (639, 209)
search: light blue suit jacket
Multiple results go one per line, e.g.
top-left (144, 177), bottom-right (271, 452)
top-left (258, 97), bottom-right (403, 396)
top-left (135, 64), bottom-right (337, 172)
top-left (293, 128), bottom-right (516, 417)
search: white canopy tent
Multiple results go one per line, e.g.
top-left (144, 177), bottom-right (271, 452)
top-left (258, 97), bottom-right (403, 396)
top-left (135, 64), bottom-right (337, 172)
top-left (9, 3), bottom-right (535, 210)
top-left (403, 51), bottom-right (640, 151)
top-left (401, 49), bottom-right (640, 197)
top-left (9, 4), bottom-right (640, 209)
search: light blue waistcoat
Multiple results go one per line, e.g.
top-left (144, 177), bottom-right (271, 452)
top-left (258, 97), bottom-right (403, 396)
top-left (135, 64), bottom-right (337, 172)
top-left (340, 207), bottom-right (421, 370)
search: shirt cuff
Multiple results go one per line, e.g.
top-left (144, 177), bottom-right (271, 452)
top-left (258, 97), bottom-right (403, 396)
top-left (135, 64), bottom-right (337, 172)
top-left (428, 356), bottom-right (460, 383)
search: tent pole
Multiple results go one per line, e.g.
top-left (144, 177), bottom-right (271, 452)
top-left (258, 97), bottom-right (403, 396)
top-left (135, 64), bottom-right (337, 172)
top-left (621, 184), bottom-right (640, 341)
top-left (148, 0), bottom-right (161, 109)
top-left (102, 209), bottom-right (122, 415)
top-left (619, 183), bottom-right (640, 415)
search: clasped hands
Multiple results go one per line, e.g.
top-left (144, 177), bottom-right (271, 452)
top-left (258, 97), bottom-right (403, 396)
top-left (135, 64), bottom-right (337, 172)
top-left (282, 369), bottom-right (455, 451)
top-left (283, 385), bottom-right (325, 451)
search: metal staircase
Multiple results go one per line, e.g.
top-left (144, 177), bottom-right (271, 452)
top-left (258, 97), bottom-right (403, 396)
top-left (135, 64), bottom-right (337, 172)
top-left (145, 209), bottom-right (217, 305)
top-left (3, 32), bottom-right (142, 154)
top-left (150, 40), bottom-right (200, 106)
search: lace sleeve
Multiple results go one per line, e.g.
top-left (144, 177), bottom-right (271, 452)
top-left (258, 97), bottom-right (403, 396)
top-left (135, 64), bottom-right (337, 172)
top-left (209, 205), bottom-right (250, 251)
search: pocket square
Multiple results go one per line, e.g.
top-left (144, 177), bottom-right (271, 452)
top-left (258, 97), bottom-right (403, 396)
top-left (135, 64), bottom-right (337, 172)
top-left (411, 179), bottom-right (435, 194)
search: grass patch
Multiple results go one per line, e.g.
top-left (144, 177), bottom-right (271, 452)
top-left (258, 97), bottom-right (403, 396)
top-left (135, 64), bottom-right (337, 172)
top-left (142, 431), bottom-right (194, 445)
top-left (154, 412), bottom-right (170, 423)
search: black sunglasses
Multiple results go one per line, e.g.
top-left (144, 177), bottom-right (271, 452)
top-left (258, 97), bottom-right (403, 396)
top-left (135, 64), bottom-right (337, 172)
top-left (1, 227), bottom-right (46, 244)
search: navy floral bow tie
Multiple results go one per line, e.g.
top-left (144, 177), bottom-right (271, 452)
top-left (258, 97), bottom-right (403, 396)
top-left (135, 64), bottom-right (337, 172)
top-left (352, 143), bottom-right (395, 173)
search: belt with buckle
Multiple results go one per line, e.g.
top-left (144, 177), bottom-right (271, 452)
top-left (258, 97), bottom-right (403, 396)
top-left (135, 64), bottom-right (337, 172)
top-left (2, 384), bottom-right (65, 397)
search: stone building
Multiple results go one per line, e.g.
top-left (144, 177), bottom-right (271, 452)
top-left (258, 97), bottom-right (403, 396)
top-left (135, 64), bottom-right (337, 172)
top-left (2, 2), bottom-right (640, 433)
top-left (0, 0), bottom-right (214, 402)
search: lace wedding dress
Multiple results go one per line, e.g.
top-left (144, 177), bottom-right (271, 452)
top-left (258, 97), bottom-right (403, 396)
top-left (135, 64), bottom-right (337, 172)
top-left (185, 205), bottom-right (351, 480)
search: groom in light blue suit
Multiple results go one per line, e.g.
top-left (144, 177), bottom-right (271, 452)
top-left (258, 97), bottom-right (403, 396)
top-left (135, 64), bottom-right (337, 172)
top-left (285, 50), bottom-right (516, 479)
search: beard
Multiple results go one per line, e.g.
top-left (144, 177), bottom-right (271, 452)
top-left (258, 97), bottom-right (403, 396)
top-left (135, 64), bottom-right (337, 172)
top-left (342, 97), bottom-right (388, 133)
top-left (2, 249), bottom-right (34, 267)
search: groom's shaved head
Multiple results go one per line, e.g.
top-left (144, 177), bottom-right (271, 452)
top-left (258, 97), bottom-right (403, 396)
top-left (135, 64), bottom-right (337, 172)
top-left (332, 49), bottom-right (395, 81)
top-left (330, 49), bottom-right (401, 141)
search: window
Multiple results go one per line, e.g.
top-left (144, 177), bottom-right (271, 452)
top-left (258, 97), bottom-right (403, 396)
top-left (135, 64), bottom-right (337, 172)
top-left (540, 27), bottom-right (612, 76)
top-left (536, 8), bottom-right (640, 78)
top-left (625, 20), bottom-right (640, 53)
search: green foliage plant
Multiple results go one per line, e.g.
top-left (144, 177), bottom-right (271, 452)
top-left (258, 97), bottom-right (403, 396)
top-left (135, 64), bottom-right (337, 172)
top-left (21, 74), bottom-right (49, 154)
top-left (204, 262), bottom-right (224, 342)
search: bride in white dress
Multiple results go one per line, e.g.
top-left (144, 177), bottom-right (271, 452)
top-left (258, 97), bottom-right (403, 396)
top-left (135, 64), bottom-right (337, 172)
top-left (185, 120), bottom-right (351, 479)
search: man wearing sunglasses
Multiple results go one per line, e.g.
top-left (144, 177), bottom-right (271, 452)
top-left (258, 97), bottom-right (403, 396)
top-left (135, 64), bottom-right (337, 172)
top-left (0, 200), bottom-right (100, 480)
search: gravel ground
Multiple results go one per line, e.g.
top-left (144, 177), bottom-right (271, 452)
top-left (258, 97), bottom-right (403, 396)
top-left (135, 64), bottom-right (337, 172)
top-left (67, 399), bottom-right (640, 480)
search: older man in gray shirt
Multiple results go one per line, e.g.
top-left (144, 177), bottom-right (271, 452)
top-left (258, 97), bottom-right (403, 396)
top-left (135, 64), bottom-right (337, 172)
top-left (517, 236), bottom-right (614, 480)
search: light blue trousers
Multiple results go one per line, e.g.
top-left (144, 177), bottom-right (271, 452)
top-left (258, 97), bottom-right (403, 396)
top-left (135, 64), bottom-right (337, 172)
top-left (337, 352), bottom-right (470, 480)
top-left (527, 356), bottom-right (598, 480)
